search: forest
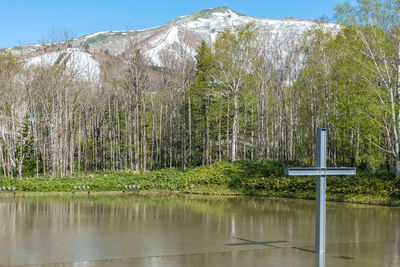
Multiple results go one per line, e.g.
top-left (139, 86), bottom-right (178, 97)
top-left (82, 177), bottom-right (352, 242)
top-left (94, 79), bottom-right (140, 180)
top-left (1, 0), bottom-right (400, 179)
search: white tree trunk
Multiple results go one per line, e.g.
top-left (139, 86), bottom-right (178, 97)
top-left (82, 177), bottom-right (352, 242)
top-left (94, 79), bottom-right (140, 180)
top-left (231, 90), bottom-right (238, 161)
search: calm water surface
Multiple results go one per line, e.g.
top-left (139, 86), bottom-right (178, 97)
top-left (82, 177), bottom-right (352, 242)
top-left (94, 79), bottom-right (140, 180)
top-left (0, 194), bottom-right (399, 266)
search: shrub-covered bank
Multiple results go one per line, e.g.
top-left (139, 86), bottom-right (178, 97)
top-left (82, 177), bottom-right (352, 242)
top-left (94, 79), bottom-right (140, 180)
top-left (0, 160), bottom-right (399, 205)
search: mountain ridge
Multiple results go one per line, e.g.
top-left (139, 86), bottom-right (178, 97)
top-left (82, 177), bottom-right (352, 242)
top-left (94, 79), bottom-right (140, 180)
top-left (3, 7), bottom-right (339, 81)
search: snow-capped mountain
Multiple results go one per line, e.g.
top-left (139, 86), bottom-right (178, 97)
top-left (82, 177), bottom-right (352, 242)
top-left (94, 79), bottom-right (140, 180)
top-left (6, 7), bottom-right (338, 81)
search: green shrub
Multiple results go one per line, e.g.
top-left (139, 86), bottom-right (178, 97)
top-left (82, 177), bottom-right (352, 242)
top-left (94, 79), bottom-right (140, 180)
top-left (0, 160), bottom-right (398, 205)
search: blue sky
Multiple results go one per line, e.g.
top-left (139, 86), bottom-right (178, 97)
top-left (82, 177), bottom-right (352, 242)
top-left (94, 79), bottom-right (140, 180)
top-left (0, 0), bottom-right (356, 48)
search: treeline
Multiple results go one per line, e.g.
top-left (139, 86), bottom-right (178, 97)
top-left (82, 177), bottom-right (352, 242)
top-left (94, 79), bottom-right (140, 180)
top-left (0, 0), bottom-right (399, 178)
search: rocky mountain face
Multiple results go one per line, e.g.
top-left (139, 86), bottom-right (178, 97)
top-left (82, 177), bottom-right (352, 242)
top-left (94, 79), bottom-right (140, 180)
top-left (5, 7), bottom-right (339, 81)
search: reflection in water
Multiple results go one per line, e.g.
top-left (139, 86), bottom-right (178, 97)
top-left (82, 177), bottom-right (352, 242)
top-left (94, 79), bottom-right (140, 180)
top-left (0, 195), bottom-right (399, 266)
top-left (317, 253), bottom-right (325, 267)
top-left (225, 237), bottom-right (290, 248)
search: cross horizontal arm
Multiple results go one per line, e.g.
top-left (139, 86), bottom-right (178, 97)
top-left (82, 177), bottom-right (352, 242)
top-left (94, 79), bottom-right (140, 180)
top-left (284, 167), bottom-right (356, 176)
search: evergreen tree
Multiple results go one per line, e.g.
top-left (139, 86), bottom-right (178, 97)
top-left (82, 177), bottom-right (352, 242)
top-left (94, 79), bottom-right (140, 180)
top-left (188, 41), bottom-right (217, 165)
top-left (16, 116), bottom-right (36, 177)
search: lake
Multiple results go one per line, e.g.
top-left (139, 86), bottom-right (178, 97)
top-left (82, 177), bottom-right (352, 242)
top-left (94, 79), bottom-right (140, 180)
top-left (0, 194), bottom-right (399, 266)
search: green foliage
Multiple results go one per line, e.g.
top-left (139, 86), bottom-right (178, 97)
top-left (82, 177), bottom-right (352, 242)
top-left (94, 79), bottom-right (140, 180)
top-left (15, 116), bottom-right (37, 176)
top-left (324, 0), bottom-right (400, 174)
top-left (188, 41), bottom-right (220, 163)
top-left (297, 16), bottom-right (396, 169)
top-left (1, 160), bottom-right (398, 205)
top-left (214, 23), bottom-right (258, 86)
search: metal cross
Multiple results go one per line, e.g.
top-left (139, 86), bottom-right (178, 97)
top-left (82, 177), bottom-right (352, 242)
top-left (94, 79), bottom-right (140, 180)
top-left (285, 128), bottom-right (356, 254)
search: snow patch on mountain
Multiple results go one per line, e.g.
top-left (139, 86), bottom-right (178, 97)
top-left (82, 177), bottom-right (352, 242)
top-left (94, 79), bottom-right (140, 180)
top-left (145, 26), bottom-right (181, 65)
top-left (27, 48), bottom-right (100, 83)
top-left (144, 26), bottom-right (196, 66)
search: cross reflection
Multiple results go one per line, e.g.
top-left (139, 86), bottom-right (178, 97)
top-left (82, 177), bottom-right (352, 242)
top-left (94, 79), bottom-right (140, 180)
top-left (225, 237), bottom-right (290, 248)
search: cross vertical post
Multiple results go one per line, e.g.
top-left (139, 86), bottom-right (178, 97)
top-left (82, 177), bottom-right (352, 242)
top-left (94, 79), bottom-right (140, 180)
top-left (315, 128), bottom-right (326, 254)
top-left (284, 128), bottom-right (356, 254)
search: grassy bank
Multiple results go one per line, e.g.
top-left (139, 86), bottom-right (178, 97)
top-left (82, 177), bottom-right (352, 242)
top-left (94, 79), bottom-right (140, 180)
top-left (0, 160), bottom-right (399, 205)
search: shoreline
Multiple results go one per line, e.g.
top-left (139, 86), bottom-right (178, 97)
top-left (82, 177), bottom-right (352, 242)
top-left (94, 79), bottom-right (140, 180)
top-left (1, 190), bottom-right (399, 207)
top-left (1, 161), bottom-right (399, 206)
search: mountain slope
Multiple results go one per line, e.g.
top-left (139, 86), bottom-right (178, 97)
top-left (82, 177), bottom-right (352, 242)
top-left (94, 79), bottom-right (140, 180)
top-left (6, 7), bottom-right (339, 80)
